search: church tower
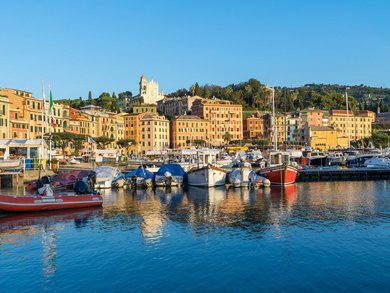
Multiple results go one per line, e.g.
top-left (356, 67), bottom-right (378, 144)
top-left (139, 74), bottom-right (147, 97)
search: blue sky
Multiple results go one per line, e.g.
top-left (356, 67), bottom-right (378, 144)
top-left (1, 0), bottom-right (389, 99)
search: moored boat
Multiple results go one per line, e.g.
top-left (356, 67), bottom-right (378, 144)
top-left (154, 164), bottom-right (185, 187)
top-left (0, 193), bottom-right (103, 212)
top-left (257, 164), bottom-right (298, 185)
top-left (187, 164), bottom-right (228, 187)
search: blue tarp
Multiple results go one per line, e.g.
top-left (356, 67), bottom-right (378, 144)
top-left (155, 164), bottom-right (185, 176)
top-left (125, 167), bottom-right (154, 179)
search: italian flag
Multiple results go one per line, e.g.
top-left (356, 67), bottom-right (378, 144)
top-left (50, 90), bottom-right (56, 128)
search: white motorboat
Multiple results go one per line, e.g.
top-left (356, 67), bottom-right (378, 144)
top-left (364, 156), bottom-right (390, 169)
top-left (228, 162), bottom-right (253, 188)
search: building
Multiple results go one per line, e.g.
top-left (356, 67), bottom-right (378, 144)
top-left (191, 98), bottom-right (243, 146)
top-left (304, 125), bottom-right (348, 150)
top-left (328, 109), bottom-right (375, 141)
top-left (130, 74), bottom-right (165, 105)
top-left (139, 113), bottom-right (169, 153)
top-left (299, 109), bottom-right (326, 127)
top-left (0, 95), bottom-right (10, 139)
top-left (157, 95), bottom-right (200, 118)
top-left (170, 115), bottom-right (209, 149)
top-left (243, 113), bottom-right (265, 139)
top-left (132, 104), bottom-right (157, 114)
top-left (375, 112), bottom-right (390, 125)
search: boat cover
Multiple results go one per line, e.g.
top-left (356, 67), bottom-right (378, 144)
top-left (155, 164), bottom-right (185, 176)
top-left (125, 167), bottom-right (154, 179)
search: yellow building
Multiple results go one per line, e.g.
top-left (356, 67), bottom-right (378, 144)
top-left (191, 98), bottom-right (243, 146)
top-left (0, 95), bottom-right (10, 139)
top-left (139, 113), bottom-right (169, 154)
top-left (132, 104), bottom-right (157, 114)
top-left (329, 109), bottom-right (375, 141)
top-left (304, 126), bottom-right (348, 150)
top-left (171, 115), bottom-right (209, 149)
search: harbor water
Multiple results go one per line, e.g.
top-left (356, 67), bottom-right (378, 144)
top-left (1, 181), bottom-right (389, 292)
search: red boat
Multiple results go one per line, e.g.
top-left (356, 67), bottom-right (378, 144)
top-left (0, 193), bottom-right (103, 212)
top-left (257, 164), bottom-right (298, 185)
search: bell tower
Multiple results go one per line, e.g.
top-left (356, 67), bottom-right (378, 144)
top-left (139, 74), bottom-right (147, 96)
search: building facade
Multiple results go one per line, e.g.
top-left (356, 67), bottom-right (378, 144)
top-left (157, 95), bottom-right (200, 118)
top-left (304, 125), bottom-right (348, 150)
top-left (192, 98), bottom-right (243, 146)
top-left (170, 115), bottom-right (209, 149)
top-left (243, 113), bottom-right (265, 139)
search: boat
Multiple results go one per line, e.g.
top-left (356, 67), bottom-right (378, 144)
top-left (185, 149), bottom-right (229, 187)
top-left (364, 156), bottom-right (390, 169)
top-left (125, 166), bottom-right (154, 188)
top-left (257, 88), bottom-right (297, 186)
top-left (93, 166), bottom-right (121, 189)
top-left (257, 164), bottom-right (298, 185)
top-left (0, 159), bottom-right (22, 169)
top-left (228, 162), bottom-right (253, 187)
top-left (0, 191), bottom-right (103, 212)
top-left (154, 164), bottom-right (185, 187)
top-left (187, 164), bottom-right (228, 187)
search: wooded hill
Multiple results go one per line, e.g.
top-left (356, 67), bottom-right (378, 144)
top-left (169, 80), bottom-right (390, 113)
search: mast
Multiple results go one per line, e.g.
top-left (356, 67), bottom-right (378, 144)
top-left (48, 84), bottom-right (52, 169)
top-left (346, 87), bottom-right (351, 149)
top-left (272, 87), bottom-right (277, 151)
top-left (41, 81), bottom-right (45, 161)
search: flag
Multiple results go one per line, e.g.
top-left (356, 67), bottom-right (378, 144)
top-left (87, 136), bottom-right (96, 144)
top-left (49, 90), bottom-right (56, 128)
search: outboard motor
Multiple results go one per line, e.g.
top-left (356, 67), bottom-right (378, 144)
top-left (164, 171), bottom-right (172, 187)
top-left (130, 175), bottom-right (137, 189)
top-left (87, 171), bottom-right (97, 189)
top-left (41, 176), bottom-right (51, 184)
top-left (74, 180), bottom-right (94, 195)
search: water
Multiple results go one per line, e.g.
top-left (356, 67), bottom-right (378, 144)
top-left (1, 181), bottom-right (390, 292)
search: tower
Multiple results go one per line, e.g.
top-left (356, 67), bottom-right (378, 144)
top-left (139, 74), bottom-right (147, 97)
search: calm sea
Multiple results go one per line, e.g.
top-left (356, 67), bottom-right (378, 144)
top-left (0, 181), bottom-right (389, 292)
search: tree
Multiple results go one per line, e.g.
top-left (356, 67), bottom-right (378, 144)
top-left (50, 132), bottom-right (87, 158)
top-left (94, 136), bottom-right (115, 149)
top-left (223, 132), bottom-right (233, 144)
top-left (88, 91), bottom-right (93, 104)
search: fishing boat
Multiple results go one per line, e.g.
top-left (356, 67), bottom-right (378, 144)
top-left (186, 149), bottom-right (228, 187)
top-left (187, 164), bottom-right (228, 187)
top-left (257, 164), bottom-right (298, 185)
top-left (257, 88), bottom-right (298, 185)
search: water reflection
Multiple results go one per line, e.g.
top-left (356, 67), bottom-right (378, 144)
top-left (0, 181), bottom-right (386, 246)
top-left (0, 208), bottom-right (102, 279)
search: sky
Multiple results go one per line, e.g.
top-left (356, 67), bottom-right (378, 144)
top-left (1, 0), bottom-right (389, 99)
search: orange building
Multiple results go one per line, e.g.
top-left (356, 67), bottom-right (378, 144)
top-left (191, 98), bottom-right (242, 146)
top-left (299, 109), bottom-right (327, 127)
top-left (170, 115), bottom-right (209, 149)
top-left (243, 113), bottom-right (265, 139)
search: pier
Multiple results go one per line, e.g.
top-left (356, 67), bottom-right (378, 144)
top-left (298, 167), bottom-right (390, 182)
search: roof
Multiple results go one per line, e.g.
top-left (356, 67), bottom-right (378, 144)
top-left (311, 126), bottom-right (334, 131)
top-left (0, 139), bottom-right (48, 147)
top-left (174, 115), bottom-right (204, 121)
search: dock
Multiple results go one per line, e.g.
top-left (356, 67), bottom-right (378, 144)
top-left (298, 167), bottom-right (390, 182)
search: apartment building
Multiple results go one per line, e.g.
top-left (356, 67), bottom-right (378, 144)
top-left (191, 98), bottom-right (243, 146)
top-left (170, 115), bottom-right (209, 149)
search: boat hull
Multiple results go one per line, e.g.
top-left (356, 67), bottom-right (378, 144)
top-left (0, 194), bottom-right (103, 212)
top-left (187, 165), bottom-right (227, 187)
top-left (257, 165), bottom-right (298, 185)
